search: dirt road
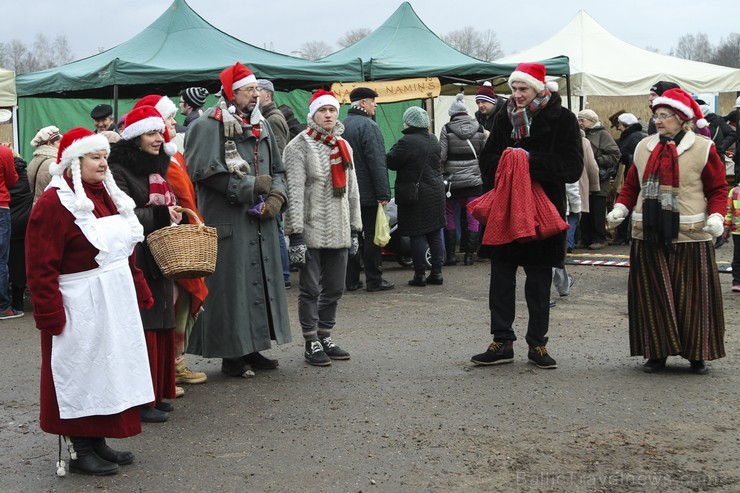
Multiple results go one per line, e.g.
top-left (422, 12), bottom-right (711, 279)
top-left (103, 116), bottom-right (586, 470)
top-left (1, 244), bottom-right (738, 492)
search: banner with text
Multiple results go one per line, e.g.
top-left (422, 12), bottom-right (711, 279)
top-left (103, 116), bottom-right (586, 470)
top-left (331, 78), bottom-right (441, 104)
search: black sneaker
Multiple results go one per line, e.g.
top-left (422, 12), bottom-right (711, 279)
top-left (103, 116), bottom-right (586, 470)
top-left (471, 341), bottom-right (514, 365)
top-left (319, 336), bottom-right (350, 360)
top-left (643, 358), bottom-right (667, 373)
top-left (305, 341), bottom-right (331, 366)
top-left (528, 346), bottom-right (557, 369)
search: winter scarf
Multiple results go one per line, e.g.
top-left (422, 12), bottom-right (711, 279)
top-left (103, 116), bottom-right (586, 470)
top-left (306, 124), bottom-right (353, 197)
top-left (506, 89), bottom-right (551, 140)
top-left (642, 134), bottom-right (681, 247)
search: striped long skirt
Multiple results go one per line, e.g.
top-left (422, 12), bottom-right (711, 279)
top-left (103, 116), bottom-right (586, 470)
top-left (628, 239), bottom-right (725, 361)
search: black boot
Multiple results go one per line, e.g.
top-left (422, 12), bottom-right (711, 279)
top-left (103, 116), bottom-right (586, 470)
top-left (426, 265), bottom-right (443, 285)
top-left (68, 437), bottom-right (119, 476)
top-left (464, 231), bottom-right (479, 266)
top-left (408, 272), bottom-right (427, 286)
top-left (444, 229), bottom-right (457, 266)
top-left (91, 438), bottom-right (134, 465)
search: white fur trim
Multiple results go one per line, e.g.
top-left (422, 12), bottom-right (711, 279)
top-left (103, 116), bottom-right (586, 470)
top-left (508, 71), bottom-right (545, 92)
top-left (652, 96), bottom-right (694, 120)
top-left (121, 117), bottom-right (165, 140)
top-left (155, 96), bottom-right (178, 119)
top-left (232, 74), bottom-right (257, 92)
top-left (308, 94), bottom-right (340, 120)
top-left (52, 134), bottom-right (110, 176)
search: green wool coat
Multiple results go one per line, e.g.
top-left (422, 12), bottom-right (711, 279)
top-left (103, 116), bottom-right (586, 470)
top-left (184, 107), bottom-right (291, 358)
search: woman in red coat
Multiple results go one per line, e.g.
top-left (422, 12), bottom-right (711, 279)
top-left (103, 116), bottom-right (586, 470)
top-left (26, 128), bottom-right (154, 476)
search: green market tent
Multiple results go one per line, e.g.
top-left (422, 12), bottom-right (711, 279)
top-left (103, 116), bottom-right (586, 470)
top-left (320, 2), bottom-right (570, 83)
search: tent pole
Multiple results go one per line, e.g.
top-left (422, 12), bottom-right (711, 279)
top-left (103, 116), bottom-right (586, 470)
top-left (113, 84), bottom-right (119, 126)
top-left (565, 75), bottom-right (572, 109)
top-left (579, 96), bottom-right (584, 112)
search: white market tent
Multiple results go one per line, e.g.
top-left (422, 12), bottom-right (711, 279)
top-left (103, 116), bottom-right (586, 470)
top-left (497, 10), bottom-right (740, 97)
top-left (0, 68), bottom-right (16, 107)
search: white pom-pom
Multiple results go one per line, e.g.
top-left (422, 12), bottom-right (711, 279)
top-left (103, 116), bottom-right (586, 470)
top-left (696, 118), bottom-right (708, 129)
top-left (546, 81), bottom-right (559, 92)
top-left (56, 460), bottom-right (66, 477)
top-left (163, 142), bottom-right (177, 156)
top-left (483, 81), bottom-right (492, 87)
top-left (228, 105), bottom-right (236, 114)
top-left (456, 93), bottom-right (465, 102)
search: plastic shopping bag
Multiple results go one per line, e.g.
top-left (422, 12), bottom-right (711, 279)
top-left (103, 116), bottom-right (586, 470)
top-left (374, 204), bottom-right (391, 247)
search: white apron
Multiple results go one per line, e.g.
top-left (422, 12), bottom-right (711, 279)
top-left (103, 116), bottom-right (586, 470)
top-left (49, 176), bottom-right (154, 419)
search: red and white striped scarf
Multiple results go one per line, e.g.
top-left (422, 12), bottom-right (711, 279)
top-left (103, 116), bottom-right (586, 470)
top-left (146, 173), bottom-right (177, 207)
top-left (306, 126), bottom-right (353, 197)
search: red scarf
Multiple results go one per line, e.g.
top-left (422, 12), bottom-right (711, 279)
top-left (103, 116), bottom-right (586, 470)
top-left (146, 173), bottom-right (177, 207)
top-left (642, 138), bottom-right (680, 247)
top-left (306, 126), bottom-right (352, 197)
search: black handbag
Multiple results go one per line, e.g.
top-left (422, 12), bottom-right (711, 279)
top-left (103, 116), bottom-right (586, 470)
top-left (394, 135), bottom-right (431, 206)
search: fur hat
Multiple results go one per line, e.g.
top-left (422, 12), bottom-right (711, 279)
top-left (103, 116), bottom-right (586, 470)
top-left (121, 105), bottom-right (177, 155)
top-left (134, 94), bottom-right (178, 120)
top-left (90, 104), bottom-right (113, 120)
top-left (48, 128), bottom-right (134, 214)
top-left (448, 93), bottom-right (468, 116)
top-left (219, 62), bottom-right (256, 102)
top-left (308, 90), bottom-right (340, 121)
top-left (349, 87), bottom-right (379, 102)
top-left (652, 88), bottom-right (708, 128)
top-left (30, 126), bottom-right (61, 147)
top-left (508, 63), bottom-right (558, 93)
top-left (617, 113), bottom-right (639, 126)
top-left (577, 109), bottom-right (599, 123)
top-left (649, 81), bottom-right (680, 96)
top-left (180, 87), bottom-right (209, 108)
top-left (475, 82), bottom-right (496, 104)
top-left (403, 106), bottom-right (430, 129)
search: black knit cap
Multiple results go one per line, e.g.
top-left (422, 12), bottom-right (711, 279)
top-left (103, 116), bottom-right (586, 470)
top-left (90, 104), bottom-right (113, 119)
top-left (649, 81), bottom-right (680, 96)
top-left (180, 87), bottom-right (209, 108)
top-left (349, 87), bottom-right (379, 102)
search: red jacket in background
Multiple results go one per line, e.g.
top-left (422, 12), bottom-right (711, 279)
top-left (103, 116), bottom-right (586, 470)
top-left (0, 146), bottom-right (19, 208)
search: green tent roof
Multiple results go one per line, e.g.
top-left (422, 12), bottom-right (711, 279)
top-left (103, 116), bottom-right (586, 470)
top-left (321, 2), bottom-right (569, 82)
top-left (16, 0), bottom-right (362, 97)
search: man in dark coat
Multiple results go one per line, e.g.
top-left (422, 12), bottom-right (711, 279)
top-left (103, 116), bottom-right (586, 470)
top-left (474, 81), bottom-right (507, 134)
top-left (342, 87), bottom-right (394, 292)
top-left (472, 63), bottom-right (583, 370)
top-left (184, 62), bottom-right (291, 378)
top-left (611, 113), bottom-right (647, 245)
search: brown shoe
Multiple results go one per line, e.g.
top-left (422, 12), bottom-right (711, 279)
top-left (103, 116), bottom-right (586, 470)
top-left (175, 366), bottom-right (207, 384)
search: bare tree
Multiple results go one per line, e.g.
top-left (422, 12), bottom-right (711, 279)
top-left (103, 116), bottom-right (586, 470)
top-left (710, 33), bottom-right (740, 68)
top-left (1, 34), bottom-right (75, 73)
top-left (3, 40), bottom-right (29, 73)
top-left (298, 40), bottom-right (334, 60)
top-left (338, 28), bottom-right (371, 48)
top-left (33, 34), bottom-right (56, 70)
top-left (672, 33), bottom-right (714, 62)
top-left (53, 35), bottom-right (75, 66)
top-left (443, 26), bottom-right (503, 61)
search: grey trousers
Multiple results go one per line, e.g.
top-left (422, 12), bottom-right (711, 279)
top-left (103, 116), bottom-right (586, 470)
top-left (298, 248), bottom-right (348, 338)
top-left (552, 267), bottom-right (572, 297)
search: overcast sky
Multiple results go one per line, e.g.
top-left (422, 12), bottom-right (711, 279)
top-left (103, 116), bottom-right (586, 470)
top-left (2, 0), bottom-right (737, 62)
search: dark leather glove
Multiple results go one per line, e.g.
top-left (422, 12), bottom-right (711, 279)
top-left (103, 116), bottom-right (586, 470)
top-left (261, 191), bottom-right (285, 221)
top-left (254, 174), bottom-right (272, 195)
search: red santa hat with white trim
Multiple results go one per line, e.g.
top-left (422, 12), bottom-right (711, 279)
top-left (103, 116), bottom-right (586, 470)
top-left (219, 62), bottom-right (257, 102)
top-left (49, 127), bottom-right (134, 213)
top-left (307, 89), bottom-right (340, 121)
top-left (507, 63), bottom-right (559, 93)
top-left (651, 88), bottom-right (708, 129)
top-left (135, 94), bottom-right (178, 120)
top-left (120, 105), bottom-right (177, 155)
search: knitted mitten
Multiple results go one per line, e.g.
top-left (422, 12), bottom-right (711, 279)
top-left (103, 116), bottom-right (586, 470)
top-left (224, 140), bottom-right (250, 178)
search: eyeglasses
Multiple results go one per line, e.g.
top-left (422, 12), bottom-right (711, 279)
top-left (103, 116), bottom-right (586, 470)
top-left (235, 86), bottom-right (259, 94)
top-left (653, 112), bottom-right (676, 121)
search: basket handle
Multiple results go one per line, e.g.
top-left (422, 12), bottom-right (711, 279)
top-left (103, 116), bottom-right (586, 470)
top-left (174, 207), bottom-right (205, 231)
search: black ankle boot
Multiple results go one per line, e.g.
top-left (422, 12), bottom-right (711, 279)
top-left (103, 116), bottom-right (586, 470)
top-left (91, 438), bottom-right (134, 465)
top-left (443, 230), bottom-right (457, 266)
top-left (464, 232), bottom-right (478, 266)
top-left (68, 437), bottom-right (119, 476)
top-left (426, 265), bottom-right (443, 285)
top-left (408, 272), bottom-right (427, 286)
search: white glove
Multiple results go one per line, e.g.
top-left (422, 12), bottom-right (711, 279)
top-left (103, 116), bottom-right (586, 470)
top-left (606, 203), bottom-right (629, 229)
top-left (219, 99), bottom-right (243, 139)
top-left (702, 213), bottom-right (725, 238)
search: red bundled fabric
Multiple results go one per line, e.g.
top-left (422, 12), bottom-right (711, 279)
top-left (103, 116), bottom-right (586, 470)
top-left (478, 147), bottom-right (568, 245)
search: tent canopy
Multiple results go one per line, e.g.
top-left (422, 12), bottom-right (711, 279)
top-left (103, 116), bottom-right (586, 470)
top-left (0, 68), bottom-right (16, 107)
top-left (321, 2), bottom-right (569, 82)
top-left (15, 0), bottom-right (362, 97)
top-left (497, 10), bottom-right (740, 97)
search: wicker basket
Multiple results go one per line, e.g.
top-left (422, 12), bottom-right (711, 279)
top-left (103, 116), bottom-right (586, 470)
top-left (146, 207), bottom-right (218, 280)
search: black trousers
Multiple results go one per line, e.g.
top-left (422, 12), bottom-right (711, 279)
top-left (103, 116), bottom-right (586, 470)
top-left (489, 259), bottom-right (551, 347)
top-left (581, 193), bottom-right (607, 245)
top-left (345, 205), bottom-right (384, 288)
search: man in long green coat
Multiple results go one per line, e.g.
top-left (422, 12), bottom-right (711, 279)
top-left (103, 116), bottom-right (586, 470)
top-left (185, 62), bottom-right (291, 378)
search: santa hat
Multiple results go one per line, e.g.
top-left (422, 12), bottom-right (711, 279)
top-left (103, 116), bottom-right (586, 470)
top-left (134, 94), bottom-right (178, 120)
top-left (308, 89), bottom-right (340, 121)
top-left (652, 88), bottom-right (708, 129)
top-left (49, 127), bottom-right (134, 214)
top-left (508, 63), bottom-right (558, 93)
top-left (120, 105), bottom-right (177, 155)
top-left (219, 62), bottom-right (256, 102)
top-left (475, 81), bottom-right (497, 104)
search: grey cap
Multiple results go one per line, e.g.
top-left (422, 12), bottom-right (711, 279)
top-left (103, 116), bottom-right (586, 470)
top-left (257, 79), bottom-right (275, 93)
